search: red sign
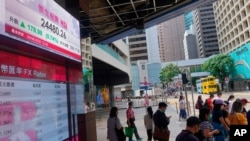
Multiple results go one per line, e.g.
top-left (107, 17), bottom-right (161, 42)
top-left (5, 24), bottom-right (81, 60)
top-left (0, 50), bottom-right (66, 81)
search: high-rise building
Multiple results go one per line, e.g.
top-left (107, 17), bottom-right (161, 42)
top-left (194, 4), bottom-right (219, 58)
top-left (126, 30), bottom-right (148, 62)
top-left (213, 0), bottom-right (250, 90)
top-left (213, 0), bottom-right (250, 54)
top-left (158, 15), bottom-right (186, 62)
top-left (183, 24), bottom-right (198, 60)
top-left (146, 26), bottom-right (161, 63)
top-left (184, 12), bottom-right (194, 30)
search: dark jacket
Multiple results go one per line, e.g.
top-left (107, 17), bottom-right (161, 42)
top-left (153, 110), bottom-right (169, 129)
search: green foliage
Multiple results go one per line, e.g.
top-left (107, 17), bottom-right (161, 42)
top-left (202, 54), bottom-right (234, 82)
top-left (159, 63), bottom-right (180, 83)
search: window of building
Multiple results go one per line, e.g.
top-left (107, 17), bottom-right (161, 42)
top-left (142, 65), bottom-right (145, 70)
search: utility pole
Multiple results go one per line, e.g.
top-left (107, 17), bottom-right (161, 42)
top-left (182, 72), bottom-right (190, 117)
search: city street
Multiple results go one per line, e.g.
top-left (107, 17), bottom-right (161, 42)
top-left (96, 91), bottom-right (250, 141)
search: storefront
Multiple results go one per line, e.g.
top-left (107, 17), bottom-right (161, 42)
top-left (230, 42), bottom-right (250, 91)
top-left (0, 0), bottom-right (88, 141)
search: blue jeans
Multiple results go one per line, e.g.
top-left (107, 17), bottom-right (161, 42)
top-left (213, 122), bottom-right (226, 141)
top-left (179, 109), bottom-right (187, 119)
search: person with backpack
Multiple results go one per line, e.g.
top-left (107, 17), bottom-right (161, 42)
top-left (107, 107), bottom-right (125, 141)
top-left (198, 107), bottom-right (220, 141)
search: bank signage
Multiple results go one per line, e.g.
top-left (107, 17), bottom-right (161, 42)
top-left (230, 42), bottom-right (250, 80)
top-left (0, 0), bottom-right (81, 61)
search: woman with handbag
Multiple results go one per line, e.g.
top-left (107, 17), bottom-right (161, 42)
top-left (107, 107), bottom-right (125, 141)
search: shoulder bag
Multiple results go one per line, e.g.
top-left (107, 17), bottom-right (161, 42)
top-left (153, 127), bottom-right (170, 141)
top-left (115, 118), bottom-right (126, 141)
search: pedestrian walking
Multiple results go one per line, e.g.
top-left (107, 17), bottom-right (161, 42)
top-left (179, 95), bottom-right (187, 121)
top-left (107, 107), bottom-right (124, 141)
top-left (144, 106), bottom-right (153, 141)
top-left (126, 102), bottom-right (142, 141)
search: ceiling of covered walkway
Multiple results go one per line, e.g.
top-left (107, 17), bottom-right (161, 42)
top-left (55, 0), bottom-right (216, 44)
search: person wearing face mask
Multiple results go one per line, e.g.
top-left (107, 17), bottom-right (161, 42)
top-left (175, 116), bottom-right (201, 141)
top-left (153, 102), bottom-right (171, 141)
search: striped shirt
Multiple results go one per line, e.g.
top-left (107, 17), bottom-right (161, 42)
top-left (200, 121), bottom-right (213, 141)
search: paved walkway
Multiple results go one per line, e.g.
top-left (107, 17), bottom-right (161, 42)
top-left (96, 91), bottom-right (250, 141)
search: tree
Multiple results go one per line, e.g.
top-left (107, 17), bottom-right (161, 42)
top-left (202, 54), bottom-right (234, 84)
top-left (159, 63), bottom-right (180, 84)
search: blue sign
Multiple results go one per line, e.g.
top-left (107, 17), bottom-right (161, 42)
top-left (230, 42), bottom-right (250, 80)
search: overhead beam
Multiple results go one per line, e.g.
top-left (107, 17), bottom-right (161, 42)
top-left (106, 0), bottom-right (125, 26)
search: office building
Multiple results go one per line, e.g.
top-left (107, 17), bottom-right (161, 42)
top-left (213, 0), bottom-right (250, 54)
top-left (126, 30), bottom-right (148, 62)
top-left (158, 15), bottom-right (186, 62)
top-left (146, 26), bottom-right (161, 63)
top-left (213, 0), bottom-right (250, 90)
top-left (194, 4), bottom-right (219, 57)
top-left (183, 24), bottom-right (198, 59)
top-left (184, 12), bottom-right (194, 30)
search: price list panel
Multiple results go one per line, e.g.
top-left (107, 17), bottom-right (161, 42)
top-left (0, 78), bottom-right (68, 141)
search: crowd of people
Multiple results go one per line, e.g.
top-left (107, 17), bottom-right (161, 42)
top-left (176, 91), bottom-right (250, 141)
top-left (107, 101), bottom-right (170, 141)
top-left (106, 91), bottom-right (250, 141)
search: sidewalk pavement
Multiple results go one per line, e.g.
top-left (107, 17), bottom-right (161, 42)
top-left (96, 91), bottom-right (250, 141)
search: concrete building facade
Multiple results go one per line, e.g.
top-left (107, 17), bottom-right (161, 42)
top-left (127, 30), bottom-right (148, 62)
top-left (194, 4), bottom-right (219, 57)
top-left (213, 0), bottom-right (250, 54)
top-left (81, 37), bottom-right (92, 69)
top-left (158, 15), bottom-right (186, 62)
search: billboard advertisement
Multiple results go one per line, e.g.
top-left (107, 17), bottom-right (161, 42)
top-left (0, 0), bottom-right (81, 61)
top-left (230, 42), bottom-right (250, 80)
top-left (0, 50), bottom-right (69, 141)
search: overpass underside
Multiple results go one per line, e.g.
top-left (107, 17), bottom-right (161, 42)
top-left (55, 0), bottom-right (217, 43)
top-left (92, 57), bottom-right (129, 85)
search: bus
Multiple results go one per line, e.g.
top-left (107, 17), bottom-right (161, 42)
top-left (201, 76), bottom-right (218, 94)
top-left (196, 79), bottom-right (202, 94)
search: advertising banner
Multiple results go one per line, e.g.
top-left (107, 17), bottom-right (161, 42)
top-left (230, 42), bottom-right (250, 80)
top-left (0, 0), bottom-right (81, 61)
